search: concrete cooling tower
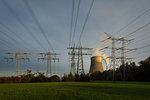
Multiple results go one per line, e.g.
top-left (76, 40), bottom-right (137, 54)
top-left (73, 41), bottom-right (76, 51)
top-left (89, 56), bottom-right (103, 73)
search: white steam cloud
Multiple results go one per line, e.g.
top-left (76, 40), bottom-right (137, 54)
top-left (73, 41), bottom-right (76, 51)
top-left (92, 33), bottom-right (111, 70)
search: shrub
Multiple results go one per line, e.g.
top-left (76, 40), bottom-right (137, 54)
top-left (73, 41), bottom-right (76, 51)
top-left (61, 74), bottom-right (68, 82)
top-left (49, 75), bottom-right (60, 82)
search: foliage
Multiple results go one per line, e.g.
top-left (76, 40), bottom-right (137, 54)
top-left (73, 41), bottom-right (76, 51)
top-left (0, 72), bottom-right (89, 83)
top-left (138, 56), bottom-right (150, 81)
top-left (68, 72), bottom-right (74, 81)
top-left (61, 73), bottom-right (90, 82)
top-left (90, 56), bottom-right (150, 81)
top-left (0, 70), bottom-right (60, 83)
top-left (49, 75), bottom-right (60, 82)
top-left (61, 73), bottom-right (68, 82)
top-left (1, 56), bottom-right (150, 83)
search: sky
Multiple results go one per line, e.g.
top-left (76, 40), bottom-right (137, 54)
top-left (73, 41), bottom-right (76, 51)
top-left (0, 0), bottom-right (150, 76)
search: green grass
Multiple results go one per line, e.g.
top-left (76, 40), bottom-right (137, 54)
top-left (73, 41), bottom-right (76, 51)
top-left (0, 81), bottom-right (150, 100)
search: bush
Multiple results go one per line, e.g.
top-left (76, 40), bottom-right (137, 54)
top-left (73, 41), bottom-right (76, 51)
top-left (61, 73), bottom-right (90, 82)
top-left (74, 73), bottom-right (80, 81)
top-left (79, 73), bottom-right (90, 82)
top-left (68, 72), bottom-right (74, 81)
top-left (61, 74), bottom-right (68, 82)
top-left (49, 75), bottom-right (60, 82)
top-left (90, 56), bottom-right (150, 81)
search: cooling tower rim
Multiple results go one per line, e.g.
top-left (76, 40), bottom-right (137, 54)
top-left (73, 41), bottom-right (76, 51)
top-left (91, 56), bottom-right (102, 58)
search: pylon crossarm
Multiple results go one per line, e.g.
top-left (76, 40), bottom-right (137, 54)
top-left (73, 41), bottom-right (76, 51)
top-left (21, 58), bottom-right (30, 62)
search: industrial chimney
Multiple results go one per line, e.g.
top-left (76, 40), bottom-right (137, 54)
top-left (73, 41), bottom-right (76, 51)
top-left (89, 56), bottom-right (103, 73)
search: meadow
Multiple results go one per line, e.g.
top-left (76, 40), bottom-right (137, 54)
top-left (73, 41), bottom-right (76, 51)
top-left (0, 81), bottom-right (150, 100)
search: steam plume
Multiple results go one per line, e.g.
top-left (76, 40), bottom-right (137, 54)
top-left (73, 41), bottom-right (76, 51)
top-left (92, 33), bottom-right (111, 69)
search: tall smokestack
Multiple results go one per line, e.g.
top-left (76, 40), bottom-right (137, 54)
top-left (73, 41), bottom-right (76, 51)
top-left (89, 56), bottom-right (103, 73)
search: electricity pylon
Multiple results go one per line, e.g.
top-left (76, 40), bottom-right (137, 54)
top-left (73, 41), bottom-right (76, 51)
top-left (68, 46), bottom-right (76, 75)
top-left (101, 32), bottom-right (135, 80)
top-left (102, 32), bottom-right (134, 68)
top-left (101, 32), bottom-right (120, 70)
top-left (119, 37), bottom-right (134, 65)
top-left (5, 48), bottom-right (30, 75)
top-left (68, 44), bottom-right (92, 74)
top-left (38, 49), bottom-right (59, 76)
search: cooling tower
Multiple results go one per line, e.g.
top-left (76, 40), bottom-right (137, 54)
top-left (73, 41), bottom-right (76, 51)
top-left (89, 56), bottom-right (103, 73)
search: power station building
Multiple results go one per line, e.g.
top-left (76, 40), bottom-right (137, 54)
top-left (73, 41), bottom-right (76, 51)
top-left (89, 56), bottom-right (104, 73)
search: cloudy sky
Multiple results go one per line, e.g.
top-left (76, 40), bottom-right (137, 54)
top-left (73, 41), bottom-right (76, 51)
top-left (0, 0), bottom-right (150, 76)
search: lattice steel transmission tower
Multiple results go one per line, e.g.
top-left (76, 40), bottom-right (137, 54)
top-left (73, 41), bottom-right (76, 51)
top-left (102, 32), bottom-right (134, 68)
top-left (119, 37), bottom-right (134, 65)
top-left (101, 32), bottom-right (134, 80)
top-left (68, 46), bottom-right (76, 75)
top-left (118, 37), bottom-right (135, 80)
top-left (68, 44), bottom-right (92, 74)
top-left (101, 32), bottom-right (120, 70)
top-left (38, 49), bottom-right (59, 75)
top-left (5, 48), bottom-right (30, 75)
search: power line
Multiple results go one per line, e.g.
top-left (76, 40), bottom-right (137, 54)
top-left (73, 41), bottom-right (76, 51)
top-left (130, 50), bottom-right (150, 59)
top-left (38, 49), bottom-right (59, 75)
top-left (114, 8), bottom-right (150, 36)
top-left (0, 30), bottom-right (26, 49)
top-left (0, 37), bottom-right (17, 49)
top-left (135, 55), bottom-right (149, 60)
top-left (0, 48), bottom-right (8, 53)
top-left (0, 22), bottom-right (33, 50)
top-left (0, 39), bottom-right (15, 49)
top-left (0, 31), bottom-right (36, 61)
top-left (5, 48), bottom-right (30, 75)
top-left (23, 0), bottom-right (54, 52)
top-left (128, 48), bottom-right (150, 57)
top-left (67, 44), bottom-right (92, 74)
top-left (69, 0), bottom-right (75, 46)
top-left (125, 22), bottom-right (150, 38)
top-left (128, 30), bottom-right (150, 45)
top-left (127, 43), bottom-right (150, 54)
top-left (136, 43), bottom-right (150, 50)
top-left (2, 0), bottom-right (46, 51)
top-left (0, 33), bottom-right (42, 60)
top-left (72, 0), bottom-right (81, 45)
top-left (128, 33), bottom-right (150, 46)
top-left (134, 30), bottom-right (150, 39)
top-left (78, 0), bottom-right (95, 43)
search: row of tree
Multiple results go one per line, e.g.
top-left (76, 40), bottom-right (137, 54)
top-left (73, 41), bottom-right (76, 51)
top-left (90, 56), bottom-right (150, 81)
top-left (0, 70), bottom-right (60, 83)
top-left (0, 70), bottom-right (90, 83)
top-left (0, 56), bottom-right (150, 83)
top-left (62, 72), bottom-right (90, 82)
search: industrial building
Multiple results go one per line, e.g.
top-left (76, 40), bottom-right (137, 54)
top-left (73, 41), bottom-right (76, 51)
top-left (89, 56), bottom-right (104, 73)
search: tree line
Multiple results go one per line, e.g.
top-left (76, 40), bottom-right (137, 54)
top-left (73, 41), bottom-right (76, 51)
top-left (90, 56), bottom-right (150, 81)
top-left (0, 70), bottom-right (90, 83)
top-left (0, 56), bottom-right (150, 83)
top-left (0, 70), bottom-right (60, 83)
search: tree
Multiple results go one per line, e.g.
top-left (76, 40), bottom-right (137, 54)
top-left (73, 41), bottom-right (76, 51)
top-left (61, 73), bottom-right (68, 82)
top-left (138, 57), bottom-right (150, 81)
top-left (49, 75), bottom-right (60, 82)
top-left (20, 70), bottom-right (34, 83)
top-left (68, 72), bottom-right (74, 81)
top-left (74, 73), bottom-right (80, 81)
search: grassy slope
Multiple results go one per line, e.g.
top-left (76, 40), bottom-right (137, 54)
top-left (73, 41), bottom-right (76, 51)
top-left (0, 81), bottom-right (150, 100)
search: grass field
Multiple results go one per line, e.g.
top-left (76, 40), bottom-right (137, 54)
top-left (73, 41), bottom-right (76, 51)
top-left (0, 81), bottom-right (150, 100)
